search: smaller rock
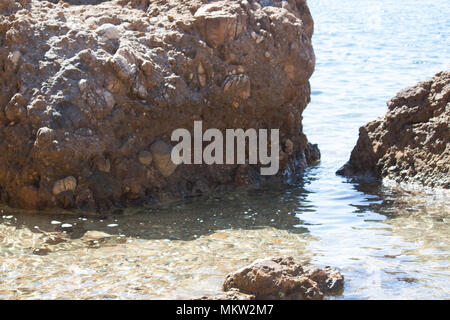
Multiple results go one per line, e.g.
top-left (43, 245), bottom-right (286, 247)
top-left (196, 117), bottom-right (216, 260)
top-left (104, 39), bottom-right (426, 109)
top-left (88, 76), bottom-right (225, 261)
top-left (223, 257), bottom-right (344, 300)
top-left (96, 157), bottom-right (111, 173)
top-left (35, 127), bottom-right (55, 145)
top-left (81, 230), bottom-right (112, 242)
top-left (8, 51), bottom-right (21, 68)
top-left (78, 79), bottom-right (88, 94)
top-left (285, 139), bottom-right (294, 155)
top-left (52, 176), bottom-right (77, 196)
top-left (5, 93), bottom-right (27, 122)
top-left (150, 140), bottom-right (178, 177)
top-left (18, 185), bottom-right (39, 210)
top-left (138, 150), bottom-right (153, 166)
top-left (33, 247), bottom-right (52, 256)
top-left (197, 63), bottom-right (206, 87)
top-left (194, 288), bottom-right (255, 300)
top-left (102, 90), bottom-right (115, 110)
top-left (111, 46), bottom-right (137, 81)
top-left (95, 23), bottom-right (121, 41)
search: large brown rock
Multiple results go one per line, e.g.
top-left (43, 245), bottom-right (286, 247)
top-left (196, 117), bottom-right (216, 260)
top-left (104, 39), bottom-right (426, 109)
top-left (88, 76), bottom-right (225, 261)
top-left (222, 257), bottom-right (344, 300)
top-left (0, 0), bottom-right (318, 210)
top-left (338, 72), bottom-right (449, 189)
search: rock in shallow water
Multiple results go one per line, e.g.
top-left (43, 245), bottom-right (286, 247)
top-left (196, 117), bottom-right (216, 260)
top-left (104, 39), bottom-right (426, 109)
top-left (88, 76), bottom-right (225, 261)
top-left (221, 257), bottom-right (344, 300)
top-left (338, 71), bottom-right (450, 189)
top-left (0, 0), bottom-right (319, 210)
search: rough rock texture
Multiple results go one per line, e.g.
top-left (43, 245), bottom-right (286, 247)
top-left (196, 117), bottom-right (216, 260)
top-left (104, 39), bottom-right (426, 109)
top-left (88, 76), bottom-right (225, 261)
top-left (338, 72), bottom-right (449, 189)
top-left (194, 288), bottom-right (255, 300)
top-left (222, 257), bottom-right (344, 300)
top-left (0, 0), bottom-right (318, 211)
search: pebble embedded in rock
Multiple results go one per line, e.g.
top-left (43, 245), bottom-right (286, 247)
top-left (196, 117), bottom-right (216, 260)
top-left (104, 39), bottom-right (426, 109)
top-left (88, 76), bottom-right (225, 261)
top-left (81, 230), bottom-right (112, 242)
top-left (0, 0), bottom-right (318, 211)
top-left (150, 140), bottom-right (178, 177)
top-left (95, 23), bottom-right (120, 41)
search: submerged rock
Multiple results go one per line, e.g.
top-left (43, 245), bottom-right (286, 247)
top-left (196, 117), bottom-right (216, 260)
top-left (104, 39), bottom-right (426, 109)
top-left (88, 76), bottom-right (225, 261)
top-left (0, 0), bottom-right (318, 210)
top-left (222, 257), bottom-right (344, 300)
top-left (338, 71), bottom-right (449, 189)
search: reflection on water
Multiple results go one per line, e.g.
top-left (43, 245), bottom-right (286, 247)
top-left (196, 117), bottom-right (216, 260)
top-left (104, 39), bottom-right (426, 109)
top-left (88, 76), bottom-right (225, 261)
top-left (0, 0), bottom-right (449, 299)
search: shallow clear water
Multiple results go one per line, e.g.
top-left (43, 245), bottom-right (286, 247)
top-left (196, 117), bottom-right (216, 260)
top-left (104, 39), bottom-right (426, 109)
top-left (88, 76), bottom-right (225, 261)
top-left (0, 0), bottom-right (449, 299)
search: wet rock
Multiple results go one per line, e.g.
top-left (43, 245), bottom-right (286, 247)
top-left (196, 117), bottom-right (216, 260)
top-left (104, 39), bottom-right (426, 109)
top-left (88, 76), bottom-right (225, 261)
top-left (150, 140), bottom-right (177, 177)
top-left (81, 230), bottom-right (113, 247)
top-left (223, 257), bottom-right (344, 300)
top-left (338, 71), bottom-right (450, 189)
top-left (0, 0), bottom-right (318, 211)
top-left (32, 247), bottom-right (52, 256)
top-left (40, 232), bottom-right (70, 245)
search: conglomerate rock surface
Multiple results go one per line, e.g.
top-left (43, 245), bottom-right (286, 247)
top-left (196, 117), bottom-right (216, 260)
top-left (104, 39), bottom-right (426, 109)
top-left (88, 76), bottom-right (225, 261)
top-left (338, 72), bottom-right (449, 189)
top-left (0, 0), bottom-right (318, 211)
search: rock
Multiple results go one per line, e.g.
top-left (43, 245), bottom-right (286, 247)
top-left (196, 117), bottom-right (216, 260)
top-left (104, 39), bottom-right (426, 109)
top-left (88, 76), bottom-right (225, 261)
top-left (138, 150), bottom-right (153, 166)
top-left (0, 0), bottom-right (30, 15)
top-left (52, 176), bottom-right (77, 195)
top-left (5, 93), bottom-right (27, 122)
top-left (96, 156), bottom-right (111, 173)
top-left (197, 63), bottom-right (207, 87)
top-left (194, 288), bottom-right (255, 300)
top-left (9, 51), bottom-right (21, 69)
top-left (81, 230), bottom-right (112, 242)
top-left (223, 257), bottom-right (344, 300)
top-left (18, 185), bottom-right (39, 210)
top-left (0, 0), bottom-right (318, 210)
top-left (285, 139), bottom-right (294, 155)
top-left (193, 2), bottom-right (244, 49)
top-left (150, 140), bottom-right (177, 177)
top-left (33, 247), bottom-right (52, 256)
top-left (95, 23), bottom-right (121, 41)
top-left (338, 71), bottom-right (450, 189)
top-left (222, 74), bottom-right (251, 100)
top-left (40, 232), bottom-right (70, 245)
